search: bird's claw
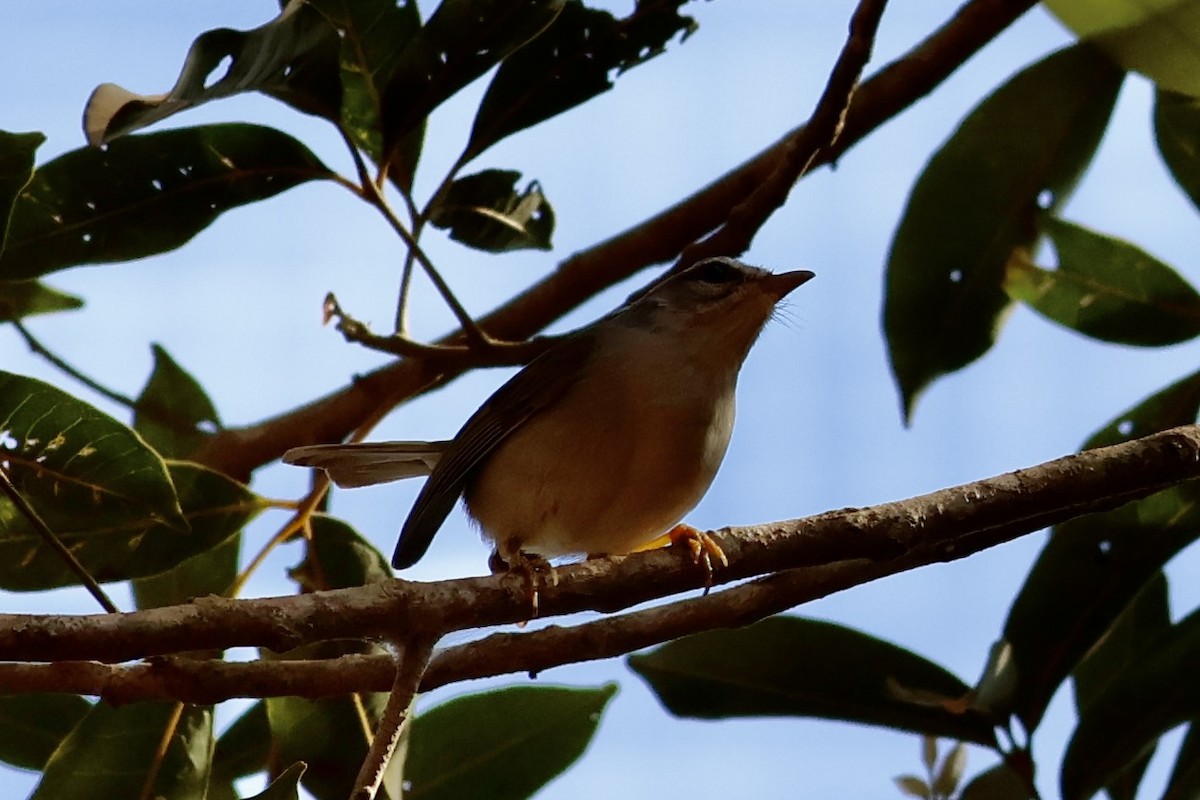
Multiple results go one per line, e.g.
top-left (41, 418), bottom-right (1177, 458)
top-left (666, 524), bottom-right (728, 593)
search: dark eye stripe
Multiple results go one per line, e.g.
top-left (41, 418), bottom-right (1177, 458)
top-left (689, 259), bottom-right (742, 285)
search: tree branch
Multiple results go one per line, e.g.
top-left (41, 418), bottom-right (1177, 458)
top-left (190, 0), bottom-right (1039, 480)
top-left (3, 424), bottom-right (1196, 699)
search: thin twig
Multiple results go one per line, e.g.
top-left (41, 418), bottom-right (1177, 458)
top-left (11, 321), bottom-right (136, 409)
top-left (0, 464), bottom-right (118, 614)
top-left (350, 637), bottom-right (436, 800)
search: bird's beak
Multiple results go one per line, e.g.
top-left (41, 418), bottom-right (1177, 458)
top-left (760, 269), bottom-right (815, 300)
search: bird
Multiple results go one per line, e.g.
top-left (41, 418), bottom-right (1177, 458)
top-left (285, 257), bottom-right (814, 575)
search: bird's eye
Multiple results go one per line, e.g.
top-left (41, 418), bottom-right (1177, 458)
top-left (689, 259), bottom-right (743, 286)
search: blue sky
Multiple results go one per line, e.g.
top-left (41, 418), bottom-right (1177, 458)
top-left (5, 2), bottom-right (1200, 798)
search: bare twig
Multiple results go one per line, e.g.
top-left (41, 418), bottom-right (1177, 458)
top-left (3, 424), bottom-right (1196, 678)
top-left (11, 320), bottom-right (136, 410)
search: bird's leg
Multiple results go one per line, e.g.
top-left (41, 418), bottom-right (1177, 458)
top-left (633, 524), bottom-right (728, 591)
top-left (491, 542), bottom-right (556, 619)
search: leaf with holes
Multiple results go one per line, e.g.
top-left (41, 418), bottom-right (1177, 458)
top-left (429, 168), bottom-right (554, 252)
top-left (307, 0), bottom-right (421, 169)
top-left (0, 369), bottom-right (184, 533)
top-left (405, 684), bottom-right (616, 800)
top-left (32, 702), bottom-right (212, 800)
top-left (884, 44), bottom-right (1123, 422)
top-left (0, 124), bottom-right (333, 281)
top-left (1005, 217), bottom-right (1200, 346)
top-left (1001, 368), bottom-right (1200, 731)
top-left (379, 0), bottom-right (566, 161)
top-left (84, 0), bottom-right (342, 145)
top-left (134, 344), bottom-right (220, 460)
top-left (629, 617), bottom-right (997, 745)
top-left (0, 281), bottom-right (83, 321)
top-left (1156, 89), bottom-right (1200, 214)
top-left (464, 0), bottom-right (696, 161)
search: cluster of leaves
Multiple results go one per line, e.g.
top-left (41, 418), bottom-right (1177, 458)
top-left (0, 0), bottom-right (694, 797)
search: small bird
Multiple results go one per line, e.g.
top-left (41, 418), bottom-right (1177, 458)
top-left (285, 257), bottom-right (813, 573)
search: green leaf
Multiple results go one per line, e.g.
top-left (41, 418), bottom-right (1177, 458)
top-left (1156, 89), bottom-right (1200, 213)
top-left (0, 694), bottom-right (92, 770)
top-left (0, 368), bottom-right (185, 534)
top-left (464, 0), bottom-right (696, 161)
top-left (83, 0), bottom-right (342, 145)
top-left (133, 534), bottom-right (240, 610)
top-left (266, 684), bottom-right (394, 800)
top-left (884, 44), bottom-right (1123, 422)
top-left (1004, 216), bottom-right (1200, 345)
top-left (1164, 722), bottom-right (1200, 800)
top-left (0, 130), bottom-right (44, 253)
top-left (294, 514), bottom-right (393, 591)
top-left (0, 124), bottom-right (333, 281)
top-left (247, 763), bottom-right (307, 800)
top-left (379, 0), bottom-right (566, 161)
top-left (307, 0), bottom-right (421, 167)
top-left (406, 684), bottom-right (616, 800)
top-left (1002, 368), bottom-right (1200, 730)
top-left (627, 617), bottom-right (997, 745)
top-left (958, 763), bottom-right (1033, 800)
top-left (1044, 0), bottom-right (1200, 96)
top-left (134, 344), bottom-right (221, 459)
top-left (1061, 608), bottom-right (1200, 800)
top-left (0, 457), bottom-right (263, 591)
top-left (33, 702), bottom-right (213, 800)
top-left (429, 169), bottom-right (554, 252)
top-left (0, 280), bottom-right (83, 321)
top-left (1070, 573), bottom-right (1169, 800)
top-left (210, 702), bottom-right (272, 800)
top-left (895, 774), bottom-right (931, 799)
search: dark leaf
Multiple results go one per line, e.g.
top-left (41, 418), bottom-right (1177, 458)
top-left (380, 0), bottom-right (566, 161)
top-left (0, 130), bottom-right (44, 252)
top-left (32, 702), bottom-right (212, 800)
top-left (0, 124), bottom-right (333, 281)
top-left (0, 280), bottom-right (83, 321)
top-left (1061, 608), bottom-right (1200, 800)
top-left (210, 702), bottom-right (272, 800)
top-left (958, 763), bottom-right (1033, 800)
top-left (465, 0), bottom-right (696, 160)
top-left (265, 677), bottom-right (394, 800)
top-left (247, 763), bottom-right (307, 800)
top-left (0, 454), bottom-right (264, 590)
top-left (1156, 89), bottom-right (1200, 214)
top-left (429, 168), bottom-right (554, 251)
top-left (0, 694), bottom-right (92, 770)
top-left (1002, 369), bottom-right (1200, 730)
top-left (1164, 722), bottom-right (1200, 800)
top-left (1070, 573), bottom-right (1170, 800)
top-left (134, 344), bottom-right (221, 459)
top-left (84, 0), bottom-right (342, 145)
top-left (307, 0), bottom-right (421, 168)
top-left (132, 535), bottom-right (240, 610)
top-left (406, 684), bottom-right (616, 800)
top-left (294, 514), bottom-right (393, 591)
top-left (1004, 217), bottom-right (1200, 346)
top-left (884, 44), bottom-right (1123, 422)
top-left (628, 617), bottom-right (997, 745)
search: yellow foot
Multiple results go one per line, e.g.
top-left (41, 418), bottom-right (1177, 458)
top-left (490, 549), bottom-right (556, 620)
top-left (635, 524), bottom-right (728, 592)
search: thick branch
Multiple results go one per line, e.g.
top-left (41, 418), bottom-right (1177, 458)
top-left (191, 0), bottom-right (1038, 480)
top-left (3, 424), bottom-right (1197, 697)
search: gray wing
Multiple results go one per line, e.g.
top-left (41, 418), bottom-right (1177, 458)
top-left (393, 332), bottom-right (596, 569)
